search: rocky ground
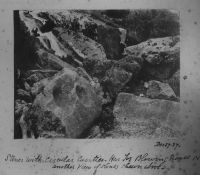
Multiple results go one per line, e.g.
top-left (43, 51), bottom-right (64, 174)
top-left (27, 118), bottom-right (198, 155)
top-left (14, 10), bottom-right (181, 139)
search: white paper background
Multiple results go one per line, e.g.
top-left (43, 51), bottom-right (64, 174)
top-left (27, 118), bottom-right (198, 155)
top-left (0, 0), bottom-right (200, 174)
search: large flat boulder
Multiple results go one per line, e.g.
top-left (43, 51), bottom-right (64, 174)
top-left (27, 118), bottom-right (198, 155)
top-left (125, 36), bottom-right (180, 59)
top-left (124, 36), bottom-right (180, 81)
top-left (25, 68), bottom-right (102, 138)
top-left (107, 93), bottom-right (181, 138)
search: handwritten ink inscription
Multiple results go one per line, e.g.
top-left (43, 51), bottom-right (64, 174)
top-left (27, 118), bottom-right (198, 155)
top-left (154, 141), bottom-right (181, 150)
top-left (3, 141), bottom-right (200, 174)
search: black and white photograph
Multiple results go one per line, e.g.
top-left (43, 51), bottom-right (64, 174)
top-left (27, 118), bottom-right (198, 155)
top-left (14, 9), bottom-right (181, 139)
top-left (1, 0), bottom-right (200, 174)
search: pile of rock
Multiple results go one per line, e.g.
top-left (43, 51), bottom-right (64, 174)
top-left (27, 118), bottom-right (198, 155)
top-left (14, 10), bottom-right (181, 139)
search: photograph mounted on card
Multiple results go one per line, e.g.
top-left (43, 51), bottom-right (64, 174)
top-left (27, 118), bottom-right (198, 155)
top-left (0, 0), bottom-right (199, 175)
